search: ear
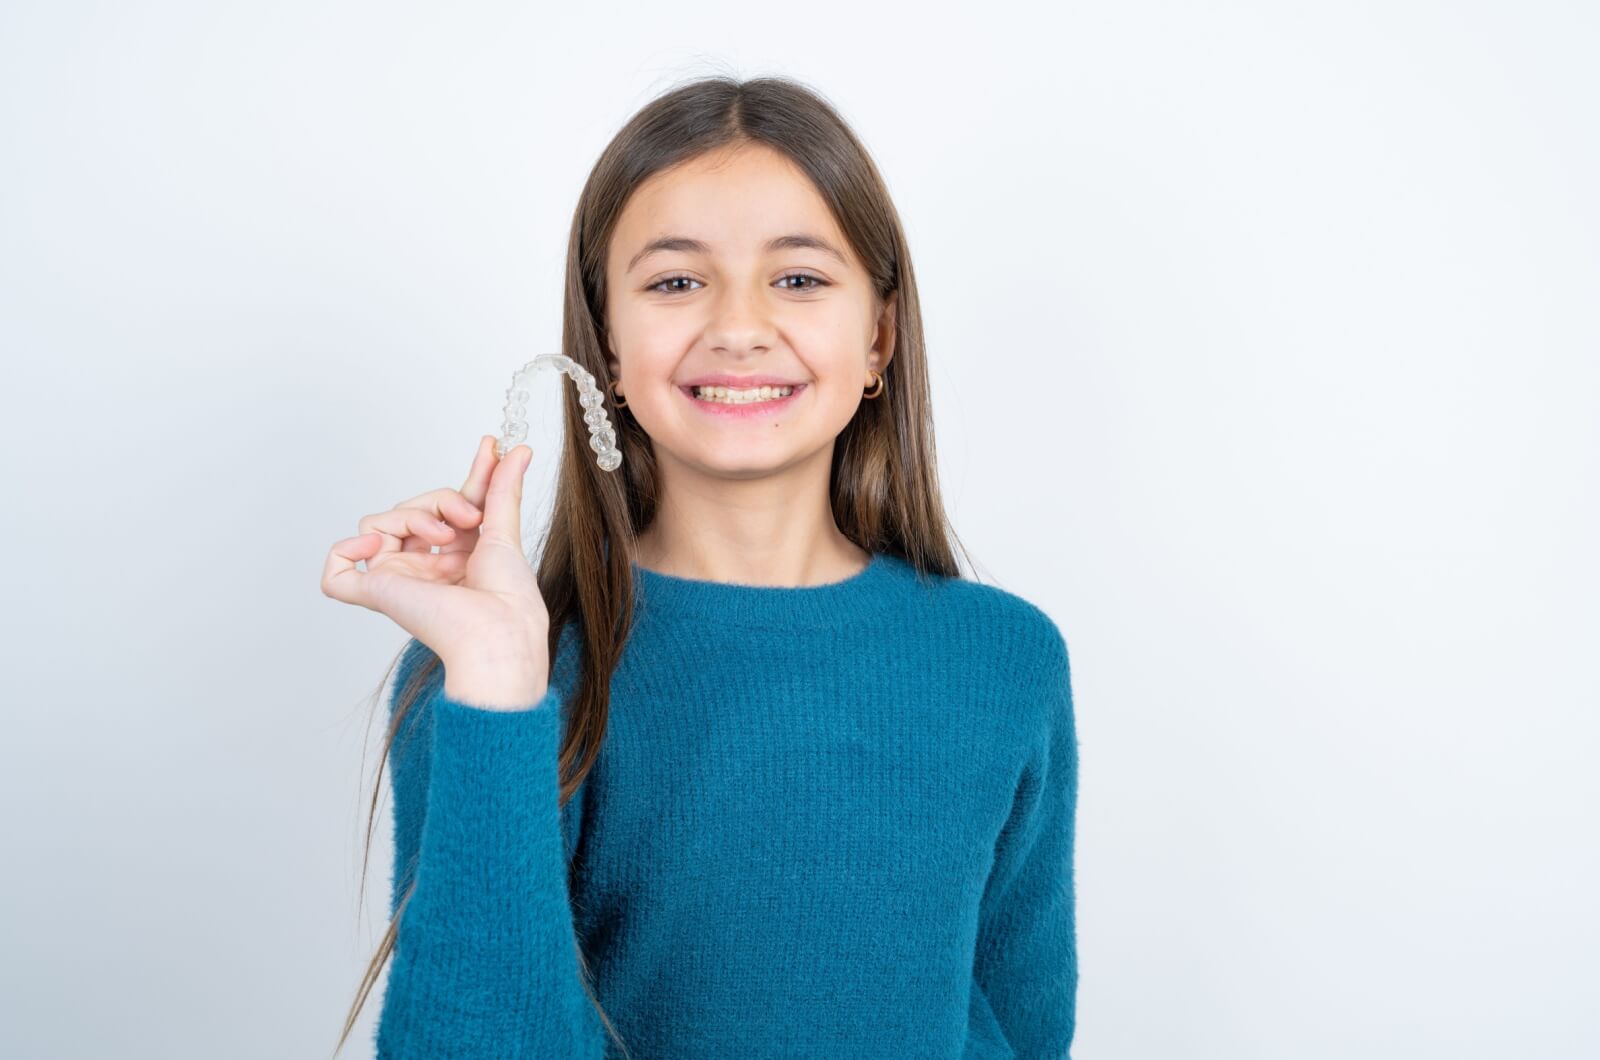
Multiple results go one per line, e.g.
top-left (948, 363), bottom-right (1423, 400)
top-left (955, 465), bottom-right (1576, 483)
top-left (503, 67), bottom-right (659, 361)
top-left (870, 290), bottom-right (898, 374)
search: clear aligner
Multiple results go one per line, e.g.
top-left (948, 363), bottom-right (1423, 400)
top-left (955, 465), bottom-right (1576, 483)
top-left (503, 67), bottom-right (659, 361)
top-left (495, 354), bottom-right (623, 472)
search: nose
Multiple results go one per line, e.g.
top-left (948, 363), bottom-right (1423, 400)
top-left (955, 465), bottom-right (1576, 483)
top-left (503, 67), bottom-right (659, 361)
top-left (703, 279), bottom-right (777, 357)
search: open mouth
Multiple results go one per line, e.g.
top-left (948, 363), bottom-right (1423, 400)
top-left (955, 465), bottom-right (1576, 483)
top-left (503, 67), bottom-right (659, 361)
top-left (678, 383), bottom-right (807, 418)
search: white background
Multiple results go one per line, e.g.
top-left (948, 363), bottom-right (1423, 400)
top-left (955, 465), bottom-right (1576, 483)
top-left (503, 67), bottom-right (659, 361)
top-left (1, 2), bottom-right (1595, 1057)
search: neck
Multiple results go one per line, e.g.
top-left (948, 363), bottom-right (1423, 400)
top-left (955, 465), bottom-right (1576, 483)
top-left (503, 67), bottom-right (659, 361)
top-left (631, 444), bottom-right (873, 588)
top-left (632, 528), bottom-right (870, 589)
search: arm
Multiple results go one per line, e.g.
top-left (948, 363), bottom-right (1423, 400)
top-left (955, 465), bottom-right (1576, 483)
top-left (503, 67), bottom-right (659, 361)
top-left (972, 626), bottom-right (1079, 1058)
top-left (376, 638), bottom-right (606, 1059)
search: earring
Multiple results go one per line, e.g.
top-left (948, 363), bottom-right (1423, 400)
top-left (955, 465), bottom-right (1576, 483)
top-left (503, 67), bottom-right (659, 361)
top-left (608, 380), bottom-right (629, 408)
top-left (495, 354), bottom-right (623, 472)
top-left (863, 369), bottom-right (885, 399)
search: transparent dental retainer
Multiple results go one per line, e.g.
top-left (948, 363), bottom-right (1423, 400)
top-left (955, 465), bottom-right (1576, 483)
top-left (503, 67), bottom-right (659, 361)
top-left (495, 354), bottom-right (623, 472)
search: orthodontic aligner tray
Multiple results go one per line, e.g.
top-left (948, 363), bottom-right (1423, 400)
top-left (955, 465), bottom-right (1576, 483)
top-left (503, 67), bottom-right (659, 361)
top-left (496, 354), bottom-right (622, 472)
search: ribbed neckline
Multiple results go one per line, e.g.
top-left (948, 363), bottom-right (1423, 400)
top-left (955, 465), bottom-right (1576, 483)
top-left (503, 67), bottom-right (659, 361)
top-left (628, 550), bottom-right (921, 629)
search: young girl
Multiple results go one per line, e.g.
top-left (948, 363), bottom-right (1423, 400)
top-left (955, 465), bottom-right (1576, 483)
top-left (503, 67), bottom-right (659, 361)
top-left (323, 75), bottom-right (1078, 1059)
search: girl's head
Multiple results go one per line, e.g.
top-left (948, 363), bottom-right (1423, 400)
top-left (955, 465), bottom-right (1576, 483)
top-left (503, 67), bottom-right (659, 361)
top-left (600, 138), bottom-right (897, 485)
top-left (339, 74), bottom-right (969, 1057)
top-left (568, 75), bottom-right (939, 529)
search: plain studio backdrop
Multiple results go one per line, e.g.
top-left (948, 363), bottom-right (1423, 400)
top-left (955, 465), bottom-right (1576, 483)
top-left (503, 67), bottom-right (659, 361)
top-left (1, 2), bottom-right (1594, 1058)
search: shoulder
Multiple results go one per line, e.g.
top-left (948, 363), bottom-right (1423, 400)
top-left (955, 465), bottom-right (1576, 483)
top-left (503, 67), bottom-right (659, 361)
top-left (912, 567), bottom-right (1074, 742)
top-left (909, 566), bottom-right (1070, 679)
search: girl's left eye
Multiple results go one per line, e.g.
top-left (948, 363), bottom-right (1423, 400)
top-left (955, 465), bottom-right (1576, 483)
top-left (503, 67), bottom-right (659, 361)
top-left (776, 272), bottom-right (829, 292)
top-left (646, 273), bottom-right (830, 295)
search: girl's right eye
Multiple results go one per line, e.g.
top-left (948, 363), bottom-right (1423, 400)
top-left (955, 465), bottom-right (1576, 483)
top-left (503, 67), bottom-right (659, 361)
top-left (647, 275), bottom-right (703, 295)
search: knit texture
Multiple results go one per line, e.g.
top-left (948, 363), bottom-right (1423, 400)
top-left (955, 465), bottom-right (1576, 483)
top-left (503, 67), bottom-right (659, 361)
top-left (374, 550), bottom-right (1078, 1058)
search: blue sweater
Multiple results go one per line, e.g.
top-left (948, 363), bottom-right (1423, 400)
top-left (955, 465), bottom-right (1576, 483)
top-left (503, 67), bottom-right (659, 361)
top-left (375, 550), bottom-right (1078, 1058)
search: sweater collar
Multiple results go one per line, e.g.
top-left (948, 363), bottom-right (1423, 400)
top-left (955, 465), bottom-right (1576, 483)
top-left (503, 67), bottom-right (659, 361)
top-left (628, 550), bottom-right (921, 628)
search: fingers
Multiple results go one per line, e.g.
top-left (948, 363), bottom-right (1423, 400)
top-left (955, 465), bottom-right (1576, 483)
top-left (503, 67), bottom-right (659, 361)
top-left (379, 489), bottom-right (484, 555)
top-left (321, 532), bottom-right (384, 608)
top-left (324, 437), bottom-right (507, 612)
top-left (388, 487), bottom-right (482, 528)
top-left (357, 506), bottom-right (461, 559)
top-left (461, 434), bottom-right (498, 511)
top-left (321, 530), bottom-right (468, 634)
top-left (478, 444), bottom-right (531, 548)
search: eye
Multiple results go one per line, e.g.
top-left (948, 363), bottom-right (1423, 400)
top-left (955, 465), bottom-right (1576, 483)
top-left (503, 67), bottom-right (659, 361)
top-left (776, 272), bottom-right (830, 292)
top-left (644, 272), bottom-right (832, 296)
top-left (647, 274), bottom-right (703, 295)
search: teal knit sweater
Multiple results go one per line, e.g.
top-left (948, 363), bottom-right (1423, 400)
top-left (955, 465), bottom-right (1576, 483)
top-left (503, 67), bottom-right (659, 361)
top-left (374, 550), bottom-right (1078, 1058)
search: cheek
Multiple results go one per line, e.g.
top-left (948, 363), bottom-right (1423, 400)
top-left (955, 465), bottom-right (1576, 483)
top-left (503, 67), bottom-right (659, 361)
top-left (609, 331), bottom-right (681, 391)
top-left (795, 377), bottom-right (864, 431)
top-left (792, 310), bottom-right (863, 350)
top-left (608, 302), bottom-right (686, 359)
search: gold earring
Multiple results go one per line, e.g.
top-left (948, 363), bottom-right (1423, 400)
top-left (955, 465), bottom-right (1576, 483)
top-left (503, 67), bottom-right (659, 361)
top-left (608, 380), bottom-right (629, 408)
top-left (863, 369), bottom-right (885, 399)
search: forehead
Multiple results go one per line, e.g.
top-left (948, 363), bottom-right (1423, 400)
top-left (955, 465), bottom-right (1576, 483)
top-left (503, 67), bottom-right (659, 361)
top-left (609, 144), bottom-right (851, 267)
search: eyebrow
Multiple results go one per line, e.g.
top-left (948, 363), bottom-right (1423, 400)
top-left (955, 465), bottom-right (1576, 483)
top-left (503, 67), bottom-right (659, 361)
top-left (626, 233), bottom-right (849, 274)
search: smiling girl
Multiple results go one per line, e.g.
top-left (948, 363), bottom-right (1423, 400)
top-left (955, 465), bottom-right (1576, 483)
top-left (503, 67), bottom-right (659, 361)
top-left (323, 75), bottom-right (1078, 1059)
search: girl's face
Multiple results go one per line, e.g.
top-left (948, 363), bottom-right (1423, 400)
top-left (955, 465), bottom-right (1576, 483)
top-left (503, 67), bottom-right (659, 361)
top-left (603, 142), bottom-right (895, 481)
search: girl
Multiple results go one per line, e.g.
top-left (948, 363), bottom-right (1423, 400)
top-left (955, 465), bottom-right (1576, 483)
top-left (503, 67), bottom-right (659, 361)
top-left (322, 75), bottom-right (1078, 1059)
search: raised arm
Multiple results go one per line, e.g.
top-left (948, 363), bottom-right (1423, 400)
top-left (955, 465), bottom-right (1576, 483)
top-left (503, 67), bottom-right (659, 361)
top-left (376, 638), bottom-right (607, 1059)
top-left (972, 626), bottom-right (1080, 1058)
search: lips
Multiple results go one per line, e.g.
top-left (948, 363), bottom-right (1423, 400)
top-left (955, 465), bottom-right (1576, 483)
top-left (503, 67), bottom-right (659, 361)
top-left (679, 382), bottom-right (807, 417)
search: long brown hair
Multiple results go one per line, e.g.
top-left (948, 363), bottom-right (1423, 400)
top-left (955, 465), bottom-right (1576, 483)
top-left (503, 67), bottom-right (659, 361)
top-left (334, 73), bottom-right (974, 1057)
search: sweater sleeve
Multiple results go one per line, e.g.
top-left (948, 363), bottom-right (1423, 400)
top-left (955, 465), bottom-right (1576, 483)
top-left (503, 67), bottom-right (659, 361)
top-left (375, 638), bottom-right (608, 1059)
top-left (972, 626), bottom-right (1079, 1058)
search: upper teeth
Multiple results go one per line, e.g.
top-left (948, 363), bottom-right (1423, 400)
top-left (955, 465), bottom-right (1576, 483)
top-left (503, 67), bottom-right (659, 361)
top-left (693, 385), bottom-right (794, 403)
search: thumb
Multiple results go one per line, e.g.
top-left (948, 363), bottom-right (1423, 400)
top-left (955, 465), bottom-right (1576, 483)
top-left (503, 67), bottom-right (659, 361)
top-left (478, 444), bottom-right (531, 549)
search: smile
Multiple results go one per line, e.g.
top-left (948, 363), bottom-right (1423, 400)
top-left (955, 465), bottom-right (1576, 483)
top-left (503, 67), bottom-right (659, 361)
top-left (679, 384), bottom-right (807, 418)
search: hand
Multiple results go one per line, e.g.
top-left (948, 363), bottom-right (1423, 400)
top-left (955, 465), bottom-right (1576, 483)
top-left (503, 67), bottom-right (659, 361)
top-left (321, 435), bottom-right (550, 702)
